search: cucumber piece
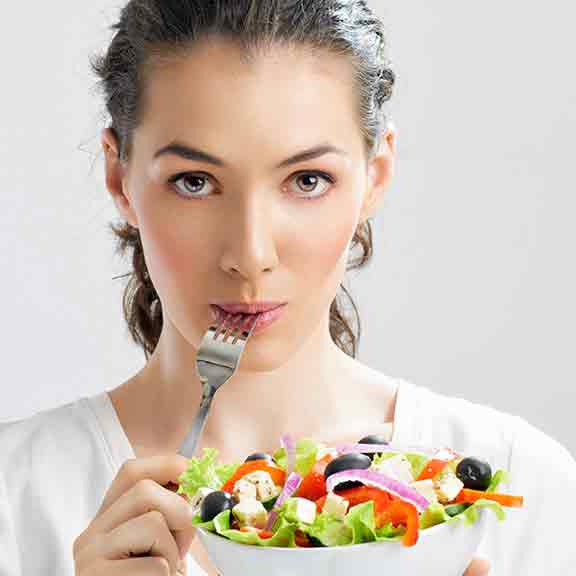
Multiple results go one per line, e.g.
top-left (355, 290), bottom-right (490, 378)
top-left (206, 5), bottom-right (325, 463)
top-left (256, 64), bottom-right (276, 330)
top-left (262, 495), bottom-right (278, 511)
top-left (445, 503), bottom-right (471, 517)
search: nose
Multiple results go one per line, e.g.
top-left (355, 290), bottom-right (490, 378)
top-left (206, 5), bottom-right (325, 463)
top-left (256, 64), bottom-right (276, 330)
top-left (219, 195), bottom-right (279, 280)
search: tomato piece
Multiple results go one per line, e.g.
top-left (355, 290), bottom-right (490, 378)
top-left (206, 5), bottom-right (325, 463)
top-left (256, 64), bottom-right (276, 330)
top-left (335, 485), bottom-right (393, 514)
top-left (295, 530), bottom-right (313, 547)
top-left (296, 454), bottom-right (333, 502)
top-left (453, 488), bottom-right (524, 508)
top-left (239, 527), bottom-right (275, 539)
top-left (416, 458), bottom-right (450, 481)
top-left (315, 495), bottom-right (327, 513)
top-left (221, 460), bottom-right (286, 493)
top-left (376, 500), bottom-right (420, 547)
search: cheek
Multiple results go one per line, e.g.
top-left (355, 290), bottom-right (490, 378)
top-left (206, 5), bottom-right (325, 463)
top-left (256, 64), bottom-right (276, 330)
top-left (282, 200), bottom-right (359, 278)
top-left (135, 200), bottom-right (212, 295)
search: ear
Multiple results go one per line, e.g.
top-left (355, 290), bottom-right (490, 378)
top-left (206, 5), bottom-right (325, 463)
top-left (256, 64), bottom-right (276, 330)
top-left (101, 128), bottom-right (139, 229)
top-left (358, 122), bottom-right (397, 225)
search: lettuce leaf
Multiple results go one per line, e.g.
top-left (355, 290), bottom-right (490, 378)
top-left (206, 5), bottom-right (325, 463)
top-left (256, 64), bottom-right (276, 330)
top-left (345, 501), bottom-right (406, 543)
top-left (273, 437), bottom-right (318, 476)
top-left (344, 501), bottom-right (377, 544)
top-left (195, 509), bottom-right (298, 547)
top-left (486, 469), bottom-right (510, 492)
top-left (177, 448), bottom-right (239, 499)
top-left (447, 498), bottom-right (506, 525)
top-left (299, 511), bottom-right (353, 547)
top-left (419, 502), bottom-right (451, 529)
top-left (371, 451), bottom-right (429, 479)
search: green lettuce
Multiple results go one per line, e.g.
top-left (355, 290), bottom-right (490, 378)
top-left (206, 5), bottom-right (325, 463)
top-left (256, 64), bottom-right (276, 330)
top-left (273, 437), bottom-right (319, 477)
top-left (450, 499), bottom-right (506, 525)
top-left (195, 509), bottom-right (298, 547)
top-left (486, 469), bottom-right (510, 492)
top-left (297, 501), bottom-right (404, 546)
top-left (299, 511), bottom-right (353, 547)
top-left (371, 451), bottom-right (429, 479)
top-left (419, 502), bottom-right (451, 529)
top-left (419, 498), bottom-right (506, 530)
top-left (177, 448), bottom-right (239, 499)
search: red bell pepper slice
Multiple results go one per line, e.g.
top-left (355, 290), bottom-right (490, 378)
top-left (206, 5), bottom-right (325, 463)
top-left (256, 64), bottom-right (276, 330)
top-left (221, 460), bottom-right (286, 493)
top-left (453, 488), bottom-right (524, 508)
top-left (295, 454), bottom-right (333, 502)
top-left (295, 529), bottom-right (313, 547)
top-left (416, 458), bottom-right (450, 481)
top-left (333, 485), bottom-right (394, 514)
top-left (376, 499), bottom-right (420, 547)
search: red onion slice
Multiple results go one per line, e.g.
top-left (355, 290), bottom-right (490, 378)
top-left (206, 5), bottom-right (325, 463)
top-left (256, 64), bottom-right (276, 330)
top-left (281, 434), bottom-right (296, 476)
top-left (265, 471), bottom-right (301, 532)
top-left (325, 469), bottom-right (431, 512)
top-left (336, 442), bottom-right (457, 458)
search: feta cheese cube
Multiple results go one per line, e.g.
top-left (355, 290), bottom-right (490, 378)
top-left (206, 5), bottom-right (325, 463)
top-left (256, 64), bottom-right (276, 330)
top-left (189, 487), bottom-right (216, 516)
top-left (322, 492), bottom-right (349, 519)
top-left (316, 443), bottom-right (339, 461)
top-left (285, 497), bottom-right (317, 525)
top-left (241, 470), bottom-right (281, 501)
top-left (232, 498), bottom-right (268, 529)
top-left (410, 479), bottom-right (438, 504)
top-left (371, 454), bottom-right (414, 483)
top-left (233, 478), bottom-right (258, 501)
top-left (434, 473), bottom-right (464, 504)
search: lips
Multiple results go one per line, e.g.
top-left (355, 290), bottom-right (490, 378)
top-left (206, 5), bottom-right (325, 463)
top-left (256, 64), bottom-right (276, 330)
top-left (213, 302), bottom-right (285, 314)
top-left (210, 304), bottom-right (287, 334)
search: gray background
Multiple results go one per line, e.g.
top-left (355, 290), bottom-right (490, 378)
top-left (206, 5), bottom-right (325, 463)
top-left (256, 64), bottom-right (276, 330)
top-left (0, 1), bottom-right (574, 456)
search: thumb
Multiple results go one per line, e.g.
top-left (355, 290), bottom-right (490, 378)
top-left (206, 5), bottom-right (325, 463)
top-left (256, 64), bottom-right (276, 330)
top-left (464, 557), bottom-right (491, 576)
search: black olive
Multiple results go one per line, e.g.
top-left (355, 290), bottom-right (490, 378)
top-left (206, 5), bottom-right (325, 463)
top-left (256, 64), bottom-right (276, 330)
top-left (456, 457), bottom-right (492, 491)
top-left (200, 491), bottom-right (237, 522)
top-left (324, 453), bottom-right (372, 483)
top-left (244, 452), bottom-right (275, 464)
top-left (358, 434), bottom-right (389, 460)
top-left (325, 453), bottom-right (371, 491)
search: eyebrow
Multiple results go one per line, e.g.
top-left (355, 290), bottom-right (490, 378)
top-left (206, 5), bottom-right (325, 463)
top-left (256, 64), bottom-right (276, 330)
top-left (153, 141), bottom-right (348, 169)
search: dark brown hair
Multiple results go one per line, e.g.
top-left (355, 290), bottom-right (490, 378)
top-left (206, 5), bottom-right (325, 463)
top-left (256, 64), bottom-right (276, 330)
top-left (90, 0), bottom-right (395, 361)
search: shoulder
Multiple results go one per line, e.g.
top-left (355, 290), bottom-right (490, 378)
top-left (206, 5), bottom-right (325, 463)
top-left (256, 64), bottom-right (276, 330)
top-left (395, 377), bottom-right (516, 448)
top-left (394, 376), bottom-right (574, 473)
top-left (0, 396), bottom-right (111, 482)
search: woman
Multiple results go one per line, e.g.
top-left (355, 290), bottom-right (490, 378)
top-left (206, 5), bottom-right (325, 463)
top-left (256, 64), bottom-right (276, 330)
top-left (1, 1), bottom-right (574, 575)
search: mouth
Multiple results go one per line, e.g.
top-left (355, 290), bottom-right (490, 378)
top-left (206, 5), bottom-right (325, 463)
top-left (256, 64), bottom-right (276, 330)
top-left (210, 304), bottom-right (287, 334)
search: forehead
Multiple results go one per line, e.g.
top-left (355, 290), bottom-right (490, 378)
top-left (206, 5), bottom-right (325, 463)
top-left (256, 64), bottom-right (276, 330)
top-left (135, 39), bottom-right (364, 161)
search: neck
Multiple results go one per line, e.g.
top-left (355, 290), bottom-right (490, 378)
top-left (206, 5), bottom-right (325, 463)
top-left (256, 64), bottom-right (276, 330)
top-left (115, 309), bottom-right (396, 458)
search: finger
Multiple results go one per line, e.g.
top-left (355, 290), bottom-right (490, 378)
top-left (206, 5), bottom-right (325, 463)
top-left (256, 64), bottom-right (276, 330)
top-left (79, 510), bottom-right (182, 576)
top-left (87, 556), bottom-right (186, 576)
top-left (98, 454), bottom-right (191, 515)
top-left (91, 478), bottom-right (194, 534)
top-left (91, 478), bottom-right (195, 558)
top-left (463, 557), bottom-right (491, 576)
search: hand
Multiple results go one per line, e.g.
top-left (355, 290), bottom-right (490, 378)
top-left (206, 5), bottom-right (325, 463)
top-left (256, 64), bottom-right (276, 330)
top-left (464, 557), bottom-right (491, 575)
top-left (73, 454), bottom-right (196, 575)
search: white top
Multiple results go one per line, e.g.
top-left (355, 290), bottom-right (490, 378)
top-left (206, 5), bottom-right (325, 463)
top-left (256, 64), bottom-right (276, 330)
top-left (1, 376), bottom-right (575, 575)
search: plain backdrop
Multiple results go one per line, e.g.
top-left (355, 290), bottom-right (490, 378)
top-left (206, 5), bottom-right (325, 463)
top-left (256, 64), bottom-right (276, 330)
top-left (0, 1), bottom-right (574, 456)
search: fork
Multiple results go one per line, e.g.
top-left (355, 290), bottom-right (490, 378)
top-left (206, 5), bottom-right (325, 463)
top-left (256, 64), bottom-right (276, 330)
top-left (178, 311), bottom-right (259, 459)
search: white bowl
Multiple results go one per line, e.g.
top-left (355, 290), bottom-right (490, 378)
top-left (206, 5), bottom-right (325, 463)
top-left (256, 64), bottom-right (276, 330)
top-left (196, 510), bottom-right (487, 576)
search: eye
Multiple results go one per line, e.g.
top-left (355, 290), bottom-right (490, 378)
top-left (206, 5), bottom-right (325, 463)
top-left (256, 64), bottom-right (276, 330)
top-left (286, 171), bottom-right (335, 200)
top-left (168, 172), bottom-right (216, 199)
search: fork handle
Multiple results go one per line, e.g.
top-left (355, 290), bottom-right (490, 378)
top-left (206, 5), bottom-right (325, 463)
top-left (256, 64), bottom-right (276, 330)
top-left (178, 380), bottom-right (217, 459)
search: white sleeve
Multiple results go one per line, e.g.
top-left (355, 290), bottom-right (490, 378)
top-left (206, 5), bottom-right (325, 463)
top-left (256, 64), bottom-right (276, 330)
top-left (0, 473), bottom-right (22, 575)
top-left (503, 416), bottom-right (576, 574)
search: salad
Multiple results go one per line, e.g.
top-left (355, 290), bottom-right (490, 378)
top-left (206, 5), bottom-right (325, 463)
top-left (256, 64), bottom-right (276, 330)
top-left (177, 434), bottom-right (524, 548)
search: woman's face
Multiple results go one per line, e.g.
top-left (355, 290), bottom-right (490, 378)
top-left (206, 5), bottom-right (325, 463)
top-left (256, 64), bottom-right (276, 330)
top-left (106, 39), bottom-right (393, 371)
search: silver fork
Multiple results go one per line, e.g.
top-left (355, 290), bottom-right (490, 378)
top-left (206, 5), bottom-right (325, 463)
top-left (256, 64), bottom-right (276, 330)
top-left (178, 311), bottom-right (259, 459)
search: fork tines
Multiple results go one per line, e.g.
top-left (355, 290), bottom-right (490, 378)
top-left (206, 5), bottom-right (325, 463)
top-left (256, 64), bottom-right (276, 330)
top-left (213, 312), bottom-right (258, 344)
